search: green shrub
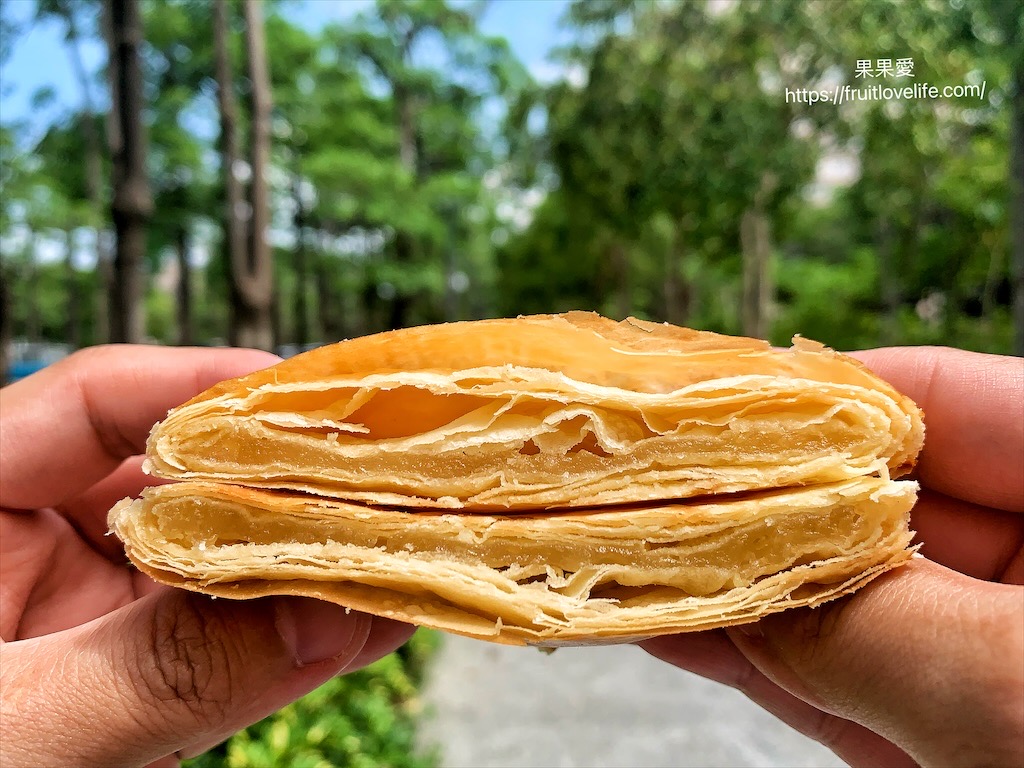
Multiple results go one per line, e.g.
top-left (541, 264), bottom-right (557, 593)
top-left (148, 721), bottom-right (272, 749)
top-left (184, 630), bottom-right (440, 768)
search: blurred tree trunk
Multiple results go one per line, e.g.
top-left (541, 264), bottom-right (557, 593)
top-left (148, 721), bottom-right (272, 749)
top-left (64, 4), bottom-right (109, 344)
top-left (740, 211), bottom-right (773, 339)
top-left (443, 240), bottom-right (458, 322)
top-left (235, 0), bottom-right (275, 350)
top-left (741, 176), bottom-right (774, 340)
top-left (394, 85), bottom-right (416, 328)
top-left (591, 236), bottom-right (614, 318)
top-left (176, 227), bottom-right (192, 345)
top-left (106, 0), bottom-right (151, 343)
top-left (212, 0), bottom-right (245, 346)
top-left (387, 72), bottom-right (418, 329)
top-left (875, 215), bottom-right (901, 345)
top-left (314, 252), bottom-right (335, 339)
top-left (99, 1), bottom-right (118, 343)
top-left (25, 243), bottom-right (40, 344)
top-left (608, 241), bottom-right (630, 319)
top-left (292, 173), bottom-right (309, 346)
top-left (214, 0), bottom-right (274, 350)
top-left (662, 227), bottom-right (688, 326)
top-left (271, 285), bottom-right (283, 348)
top-left (396, 82), bottom-right (417, 174)
top-left (315, 237), bottom-right (348, 340)
top-left (64, 230), bottom-right (81, 349)
top-left (1012, 64), bottom-right (1024, 356)
top-left (94, 235), bottom-right (113, 343)
top-left (387, 237), bottom-right (414, 330)
top-left (362, 267), bottom-right (384, 334)
top-left (980, 236), bottom-right (1003, 322)
top-left (0, 263), bottom-right (10, 385)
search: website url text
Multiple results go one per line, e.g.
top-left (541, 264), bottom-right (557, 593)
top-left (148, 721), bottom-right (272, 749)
top-left (786, 81), bottom-right (987, 105)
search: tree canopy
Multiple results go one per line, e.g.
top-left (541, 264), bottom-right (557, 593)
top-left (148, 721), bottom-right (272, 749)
top-left (1, 0), bottom-right (1019, 373)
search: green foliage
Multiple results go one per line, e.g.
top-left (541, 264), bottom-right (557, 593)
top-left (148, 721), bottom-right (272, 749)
top-left (1, 0), bottom-right (1019, 355)
top-left (4, 257), bottom-right (70, 341)
top-left (293, 0), bottom-right (525, 328)
top-left (497, 0), bottom-right (1019, 354)
top-left (145, 280), bottom-right (177, 342)
top-left (773, 247), bottom-right (880, 349)
top-left (183, 630), bottom-right (440, 768)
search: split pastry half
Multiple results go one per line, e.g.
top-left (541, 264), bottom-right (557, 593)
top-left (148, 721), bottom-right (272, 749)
top-left (110, 313), bottom-right (925, 645)
top-left (110, 476), bottom-right (917, 645)
top-left (142, 312), bottom-right (922, 509)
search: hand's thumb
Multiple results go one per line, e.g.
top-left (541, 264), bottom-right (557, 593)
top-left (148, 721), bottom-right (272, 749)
top-left (0, 589), bottom-right (384, 767)
top-left (727, 559), bottom-right (1024, 767)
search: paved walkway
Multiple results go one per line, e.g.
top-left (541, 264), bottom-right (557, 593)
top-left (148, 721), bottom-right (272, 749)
top-left (418, 635), bottom-right (845, 768)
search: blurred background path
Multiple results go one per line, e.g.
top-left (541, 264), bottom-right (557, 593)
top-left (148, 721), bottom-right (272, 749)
top-left (418, 635), bottom-right (845, 768)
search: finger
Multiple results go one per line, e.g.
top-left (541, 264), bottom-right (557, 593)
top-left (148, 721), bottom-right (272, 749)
top-left (0, 345), bottom-right (279, 510)
top-left (639, 633), bottom-right (916, 768)
top-left (727, 559), bottom-right (1024, 768)
top-left (56, 456), bottom-right (163, 560)
top-left (341, 617), bottom-right (424, 674)
top-left (0, 592), bottom-right (415, 767)
top-left (911, 489), bottom-right (1024, 583)
top-left (849, 347), bottom-right (1024, 512)
top-left (1, 507), bottom-right (136, 639)
top-left (639, 628), bottom-right (743, 685)
top-left (175, 614), bottom-right (416, 761)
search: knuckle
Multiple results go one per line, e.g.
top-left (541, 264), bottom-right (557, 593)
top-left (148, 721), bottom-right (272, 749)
top-left (133, 594), bottom-right (235, 725)
top-left (59, 346), bottom-right (140, 459)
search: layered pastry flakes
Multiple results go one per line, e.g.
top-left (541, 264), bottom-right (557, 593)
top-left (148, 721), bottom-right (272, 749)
top-left (110, 313), bottom-right (924, 645)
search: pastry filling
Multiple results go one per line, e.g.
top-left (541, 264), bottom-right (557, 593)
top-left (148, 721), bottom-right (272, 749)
top-left (136, 489), bottom-right (898, 605)
top-left (113, 317), bottom-right (922, 642)
top-left (152, 376), bottom-right (907, 507)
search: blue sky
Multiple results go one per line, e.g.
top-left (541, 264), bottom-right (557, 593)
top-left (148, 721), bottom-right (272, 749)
top-left (0, 0), bottom-right (573, 143)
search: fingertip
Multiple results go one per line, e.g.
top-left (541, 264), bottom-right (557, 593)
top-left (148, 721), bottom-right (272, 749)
top-left (0, 345), bottom-right (285, 510)
top-left (844, 347), bottom-right (1024, 511)
top-left (187, 346), bottom-right (283, 394)
top-left (637, 628), bottom-right (752, 686)
top-left (342, 615), bottom-right (418, 673)
top-left (272, 596), bottom-right (372, 668)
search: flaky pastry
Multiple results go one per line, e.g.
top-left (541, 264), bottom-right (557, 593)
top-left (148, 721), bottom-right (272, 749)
top-left (110, 313), bottom-right (924, 645)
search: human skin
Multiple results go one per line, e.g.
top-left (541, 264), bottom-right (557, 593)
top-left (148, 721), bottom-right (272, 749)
top-left (0, 346), bottom-right (416, 768)
top-left (640, 347), bottom-right (1024, 768)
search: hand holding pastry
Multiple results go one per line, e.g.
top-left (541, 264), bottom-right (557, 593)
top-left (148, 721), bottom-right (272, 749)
top-left (6, 320), bottom-right (1017, 768)
top-left (110, 314), bottom-right (925, 645)
top-left (641, 346), bottom-right (1024, 768)
top-left (0, 346), bottom-right (414, 768)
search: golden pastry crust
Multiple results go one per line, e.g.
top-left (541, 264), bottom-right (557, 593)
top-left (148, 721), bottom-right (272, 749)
top-left (109, 313), bottom-right (925, 645)
top-left (145, 313), bottom-right (923, 510)
top-left (109, 477), bottom-right (917, 645)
